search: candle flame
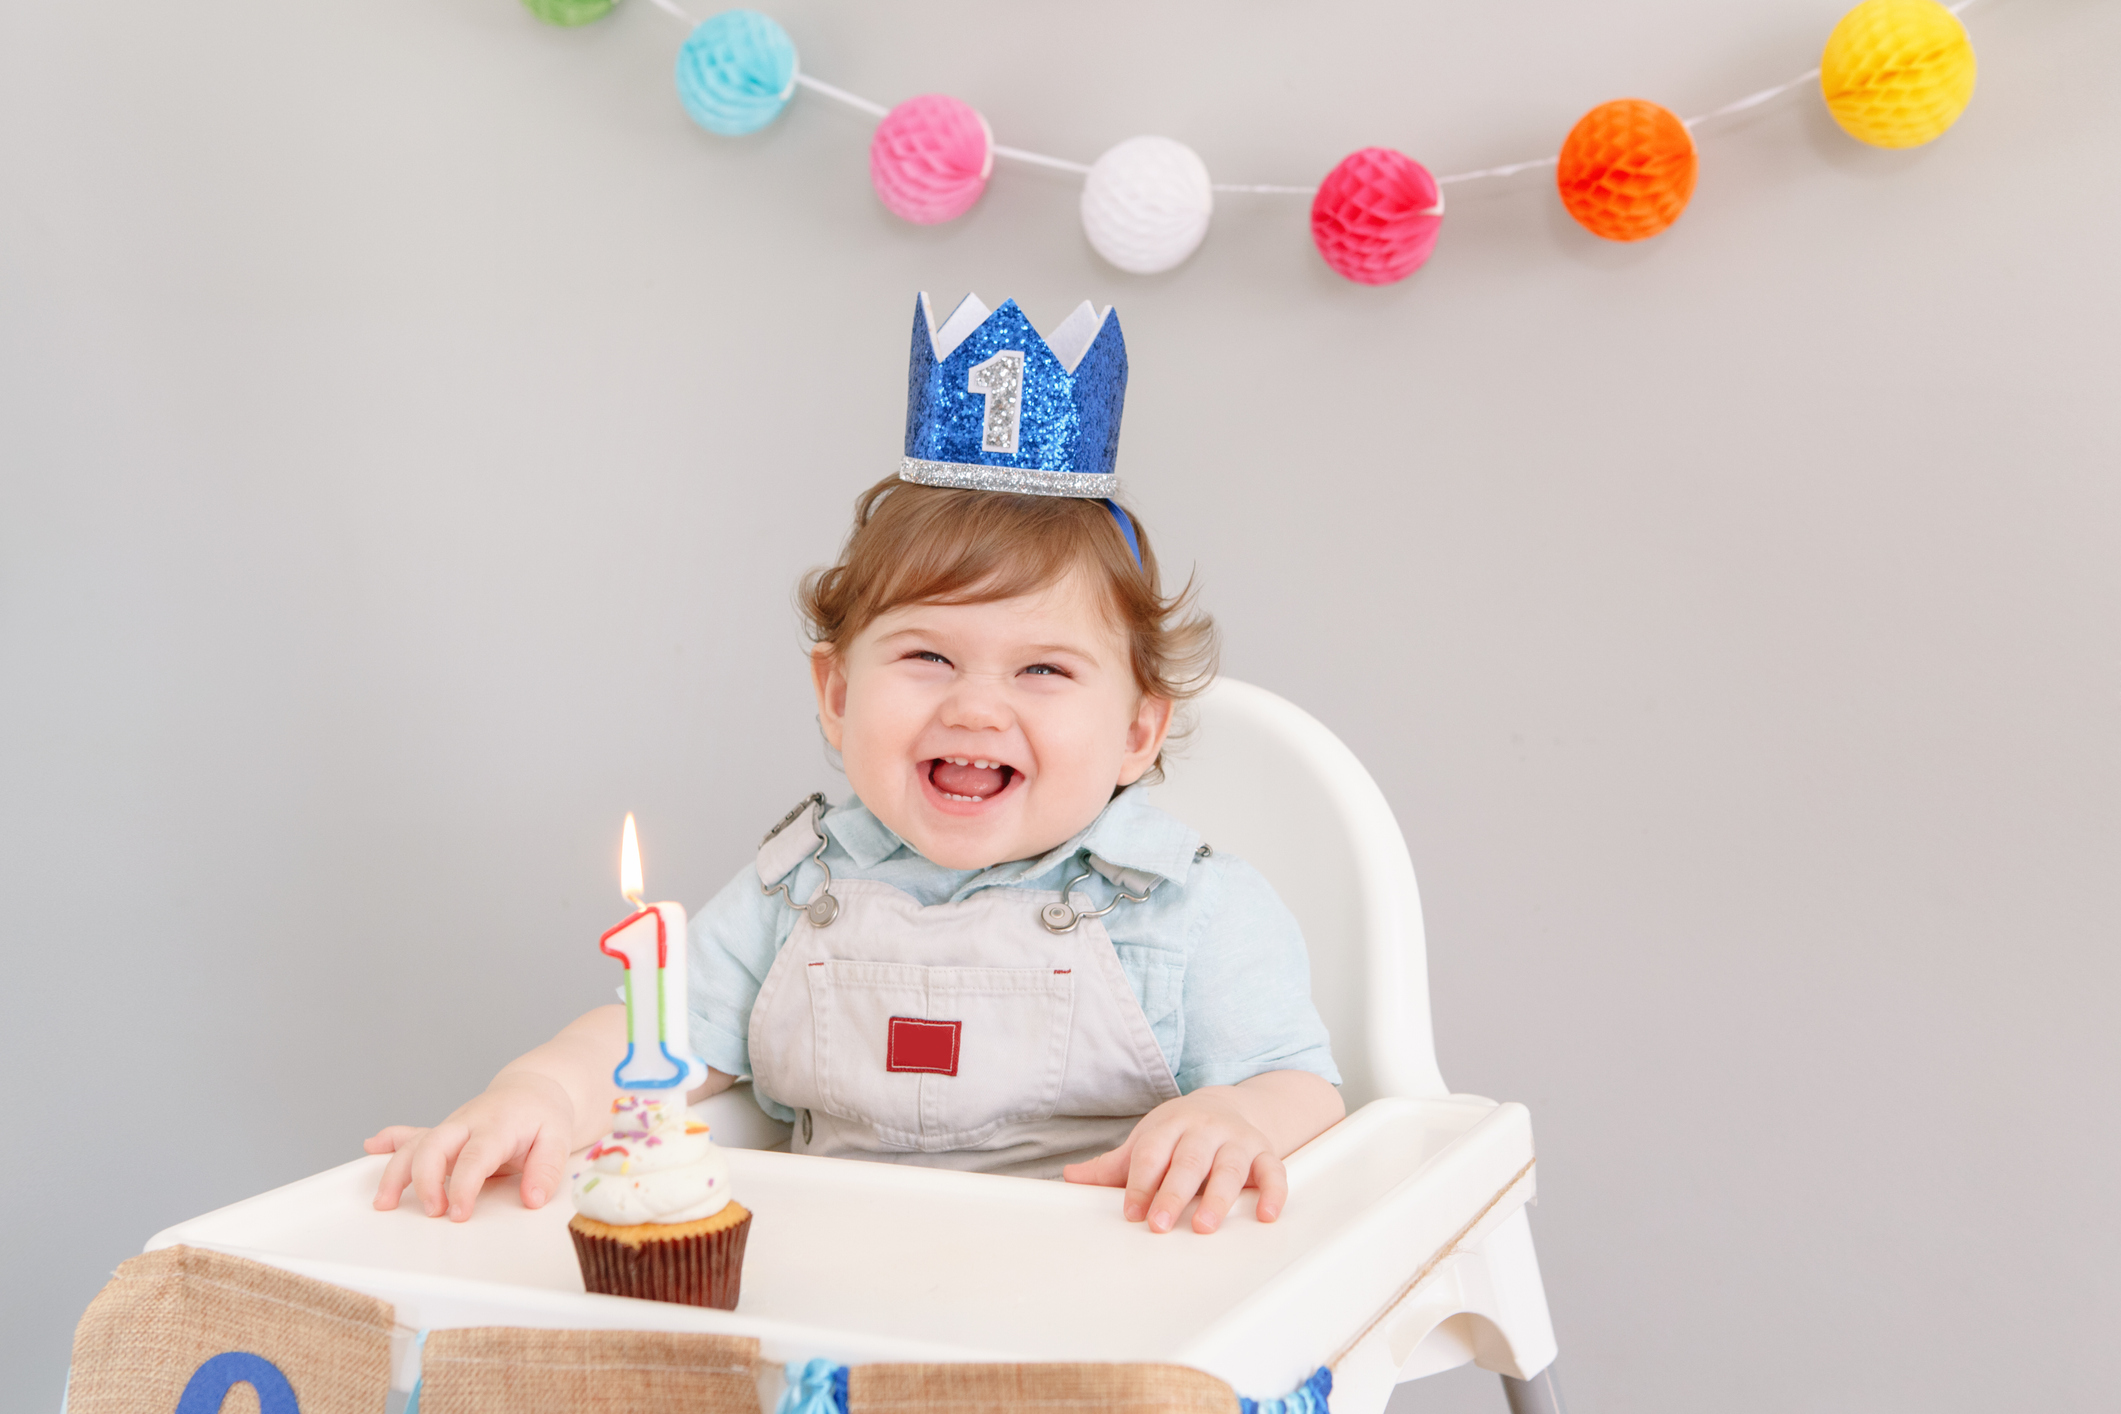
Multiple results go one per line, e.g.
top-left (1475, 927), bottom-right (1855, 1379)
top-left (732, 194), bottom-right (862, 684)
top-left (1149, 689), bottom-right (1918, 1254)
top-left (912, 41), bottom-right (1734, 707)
top-left (620, 813), bottom-right (645, 910)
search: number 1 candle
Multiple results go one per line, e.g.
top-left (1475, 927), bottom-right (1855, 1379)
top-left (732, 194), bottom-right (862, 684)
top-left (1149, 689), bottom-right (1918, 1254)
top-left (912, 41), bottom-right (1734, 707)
top-left (601, 813), bottom-right (705, 1095)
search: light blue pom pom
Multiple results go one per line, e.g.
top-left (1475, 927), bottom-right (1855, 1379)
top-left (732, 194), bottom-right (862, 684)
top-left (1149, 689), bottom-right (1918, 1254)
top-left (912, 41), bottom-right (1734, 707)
top-left (676, 9), bottom-right (798, 136)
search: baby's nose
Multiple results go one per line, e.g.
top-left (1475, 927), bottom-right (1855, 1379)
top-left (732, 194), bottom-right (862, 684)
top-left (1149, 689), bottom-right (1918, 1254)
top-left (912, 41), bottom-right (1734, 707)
top-left (939, 677), bottom-right (1013, 730)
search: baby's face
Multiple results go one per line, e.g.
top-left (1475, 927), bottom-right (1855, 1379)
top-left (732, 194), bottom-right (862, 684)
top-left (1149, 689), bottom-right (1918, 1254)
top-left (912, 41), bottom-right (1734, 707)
top-left (812, 570), bottom-right (1172, 870)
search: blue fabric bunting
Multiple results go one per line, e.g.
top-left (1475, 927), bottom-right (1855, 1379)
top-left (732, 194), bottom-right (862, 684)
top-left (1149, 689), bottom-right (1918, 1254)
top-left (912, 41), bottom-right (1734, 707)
top-left (778, 1358), bottom-right (851, 1414)
top-left (1240, 1365), bottom-right (1333, 1414)
top-left (403, 1329), bottom-right (429, 1414)
top-left (772, 1357), bottom-right (1321, 1414)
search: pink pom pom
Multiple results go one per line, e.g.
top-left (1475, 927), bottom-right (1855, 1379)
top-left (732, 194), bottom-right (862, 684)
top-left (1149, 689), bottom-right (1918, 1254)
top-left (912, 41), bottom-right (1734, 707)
top-left (870, 94), bottom-right (993, 225)
top-left (1310, 148), bottom-right (1443, 286)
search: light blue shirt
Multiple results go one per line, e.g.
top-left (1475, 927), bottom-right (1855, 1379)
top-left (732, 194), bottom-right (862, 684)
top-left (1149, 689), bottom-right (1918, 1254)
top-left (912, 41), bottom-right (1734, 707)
top-left (688, 786), bottom-right (1341, 1121)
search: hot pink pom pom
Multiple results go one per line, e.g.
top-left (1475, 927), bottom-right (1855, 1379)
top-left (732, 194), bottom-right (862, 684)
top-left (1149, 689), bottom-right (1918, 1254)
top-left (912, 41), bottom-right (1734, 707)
top-left (1310, 148), bottom-right (1443, 285)
top-left (870, 94), bottom-right (993, 225)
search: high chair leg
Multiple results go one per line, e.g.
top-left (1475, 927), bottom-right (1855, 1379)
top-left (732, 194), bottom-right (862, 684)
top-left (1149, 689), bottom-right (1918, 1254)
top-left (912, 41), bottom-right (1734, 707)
top-left (1501, 1364), bottom-right (1565, 1414)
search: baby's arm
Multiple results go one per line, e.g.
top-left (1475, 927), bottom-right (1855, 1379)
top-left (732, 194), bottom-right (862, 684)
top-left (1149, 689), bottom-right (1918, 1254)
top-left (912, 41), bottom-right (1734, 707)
top-left (1063, 848), bottom-right (1346, 1232)
top-left (1062, 1069), bottom-right (1343, 1234)
top-left (365, 1004), bottom-right (736, 1221)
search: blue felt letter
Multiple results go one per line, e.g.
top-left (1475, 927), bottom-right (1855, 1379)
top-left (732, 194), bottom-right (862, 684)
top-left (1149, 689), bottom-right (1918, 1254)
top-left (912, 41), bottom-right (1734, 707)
top-left (174, 1352), bottom-right (300, 1414)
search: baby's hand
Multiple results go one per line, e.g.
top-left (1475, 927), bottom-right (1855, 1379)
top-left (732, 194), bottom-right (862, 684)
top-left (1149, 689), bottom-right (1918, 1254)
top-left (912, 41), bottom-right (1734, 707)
top-left (1061, 1087), bottom-right (1287, 1235)
top-left (365, 1072), bottom-right (574, 1222)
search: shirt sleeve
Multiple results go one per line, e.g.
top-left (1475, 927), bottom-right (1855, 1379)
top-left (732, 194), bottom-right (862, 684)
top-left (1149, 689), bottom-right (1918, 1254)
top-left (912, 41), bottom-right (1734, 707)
top-left (1172, 854), bottom-right (1343, 1093)
top-left (687, 860), bottom-right (794, 1080)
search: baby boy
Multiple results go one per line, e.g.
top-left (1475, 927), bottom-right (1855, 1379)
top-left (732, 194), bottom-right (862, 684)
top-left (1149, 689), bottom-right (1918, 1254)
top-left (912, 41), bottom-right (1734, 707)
top-left (367, 294), bottom-right (1343, 1236)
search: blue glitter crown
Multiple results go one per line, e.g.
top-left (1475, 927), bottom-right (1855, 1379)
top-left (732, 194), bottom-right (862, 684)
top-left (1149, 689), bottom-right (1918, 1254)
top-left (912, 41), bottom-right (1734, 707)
top-left (900, 292), bottom-right (1128, 498)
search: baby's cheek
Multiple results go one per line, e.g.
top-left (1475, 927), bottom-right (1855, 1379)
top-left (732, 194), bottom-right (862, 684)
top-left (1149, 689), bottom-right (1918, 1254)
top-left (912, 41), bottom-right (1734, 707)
top-left (838, 722), bottom-right (904, 791)
top-left (1046, 726), bottom-right (1132, 794)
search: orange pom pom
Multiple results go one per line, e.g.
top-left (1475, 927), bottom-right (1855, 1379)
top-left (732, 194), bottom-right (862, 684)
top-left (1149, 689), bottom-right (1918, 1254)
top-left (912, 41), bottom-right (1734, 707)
top-left (1556, 99), bottom-right (1698, 242)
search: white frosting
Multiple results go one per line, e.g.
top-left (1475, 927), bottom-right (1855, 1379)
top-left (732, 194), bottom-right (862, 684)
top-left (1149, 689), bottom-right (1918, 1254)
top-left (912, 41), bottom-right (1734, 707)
top-left (569, 1094), bottom-right (733, 1226)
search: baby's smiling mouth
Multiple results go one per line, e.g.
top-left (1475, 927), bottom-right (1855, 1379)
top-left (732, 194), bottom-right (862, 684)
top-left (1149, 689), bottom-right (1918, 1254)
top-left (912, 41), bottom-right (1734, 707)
top-left (927, 756), bottom-right (1017, 802)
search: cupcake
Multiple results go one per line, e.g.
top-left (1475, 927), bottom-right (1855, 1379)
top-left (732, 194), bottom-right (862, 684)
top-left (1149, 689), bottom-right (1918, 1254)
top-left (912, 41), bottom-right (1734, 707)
top-left (567, 1093), bottom-right (750, 1309)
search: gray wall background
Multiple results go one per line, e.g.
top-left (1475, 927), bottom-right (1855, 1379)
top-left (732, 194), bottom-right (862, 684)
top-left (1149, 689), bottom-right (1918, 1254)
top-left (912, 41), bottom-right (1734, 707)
top-left (4, 0), bottom-right (2115, 1408)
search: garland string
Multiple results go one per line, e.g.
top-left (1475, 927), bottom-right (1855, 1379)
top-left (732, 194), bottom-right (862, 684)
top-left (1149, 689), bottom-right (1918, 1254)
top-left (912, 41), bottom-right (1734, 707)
top-left (793, 73), bottom-right (888, 121)
top-left (639, 0), bottom-right (1982, 195)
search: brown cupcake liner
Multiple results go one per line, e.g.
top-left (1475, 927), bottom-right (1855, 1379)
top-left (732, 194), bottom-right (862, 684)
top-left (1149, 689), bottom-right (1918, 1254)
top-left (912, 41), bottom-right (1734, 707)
top-left (569, 1205), bottom-right (751, 1310)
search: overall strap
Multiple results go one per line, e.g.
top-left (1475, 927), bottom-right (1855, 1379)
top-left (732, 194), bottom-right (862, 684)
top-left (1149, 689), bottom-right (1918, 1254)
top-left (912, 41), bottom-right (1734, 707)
top-left (757, 792), bottom-right (827, 886)
top-left (757, 792), bottom-right (840, 928)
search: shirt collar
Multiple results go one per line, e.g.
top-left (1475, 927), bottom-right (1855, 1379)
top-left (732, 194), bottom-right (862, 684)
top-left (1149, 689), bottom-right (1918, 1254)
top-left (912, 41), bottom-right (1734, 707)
top-left (823, 787), bottom-right (1202, 884)
top-left (1017, 786), bottom-right (1203, 886)
top-left (821, 797), bottom-right (907, 869)
top-left (1075, 786), bottom-right (1204, 883)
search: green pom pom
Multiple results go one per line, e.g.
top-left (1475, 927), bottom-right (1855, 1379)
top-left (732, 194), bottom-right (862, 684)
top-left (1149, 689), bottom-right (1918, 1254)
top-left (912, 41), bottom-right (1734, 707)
top-left (520, 0), bottom-right (615, 27)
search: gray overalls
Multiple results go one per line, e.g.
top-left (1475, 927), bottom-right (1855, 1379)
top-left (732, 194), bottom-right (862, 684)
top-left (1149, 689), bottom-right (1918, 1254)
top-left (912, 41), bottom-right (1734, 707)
top-left (745, 797), bottom-right (1183, 1179)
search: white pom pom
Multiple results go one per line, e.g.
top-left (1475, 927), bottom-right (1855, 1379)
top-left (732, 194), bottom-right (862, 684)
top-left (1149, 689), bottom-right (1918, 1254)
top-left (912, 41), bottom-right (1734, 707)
top-left (1080, 136), bottom-right (1214, 275)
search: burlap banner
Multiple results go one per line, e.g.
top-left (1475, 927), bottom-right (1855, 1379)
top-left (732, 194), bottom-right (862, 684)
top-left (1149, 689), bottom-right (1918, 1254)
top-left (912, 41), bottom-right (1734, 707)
top-left (67, 1245), bottom-right (393, 1414)
top-left (68, 1249), bottom-right (1256, 1414)
top-left (419, 1327), bottom-right (762, 1414)
top-left (845, 1361), bottom-right (1240, 1414)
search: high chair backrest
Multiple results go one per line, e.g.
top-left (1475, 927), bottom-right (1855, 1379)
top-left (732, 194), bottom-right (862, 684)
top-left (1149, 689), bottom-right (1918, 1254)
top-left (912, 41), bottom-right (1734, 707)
top-left (1139, 678), bottom-right (1447, 1110)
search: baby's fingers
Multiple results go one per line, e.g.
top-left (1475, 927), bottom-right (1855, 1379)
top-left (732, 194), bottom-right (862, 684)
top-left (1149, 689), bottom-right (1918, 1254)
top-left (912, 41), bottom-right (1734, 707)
top-left (519, 1125), bottom-right (569, 1210)
top-left (1252, 1152), bottom-right (1290, 1223)
top-left (1060, 1142), bottom-right (1133, 1189)
top-left (364, 1125), bottom-right (424, 1156)
top-left (445, 1129), bottom-right (515, 1222)
top-left (1146, 1134), bottom-right (1217, 1234)
top-left (409, 1122), bottom-right (470, 1219)
top-left (1191, 1145), bottom-right (1258, 1234)
top-left (1123, 1125), bottom-right (1183, 1226)
top-left (371, 1132), bottom-right (428, 1211)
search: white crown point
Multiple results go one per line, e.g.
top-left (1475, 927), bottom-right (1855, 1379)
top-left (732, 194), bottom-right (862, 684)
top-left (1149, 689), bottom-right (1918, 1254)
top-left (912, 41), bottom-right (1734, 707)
top-left (919, 291), bottom-right (1112, 370)
top-left (925, 291), bottom-right (992, 359)
top-left (1045, 301), bottom-right (1111, 373)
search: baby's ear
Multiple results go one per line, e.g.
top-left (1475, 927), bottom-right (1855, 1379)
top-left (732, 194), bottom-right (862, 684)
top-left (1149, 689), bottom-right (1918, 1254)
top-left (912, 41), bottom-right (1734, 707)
top-left (1117, 693), bottom-right (1176, 785)
top-left (811, 645), bottom-right (848, 747)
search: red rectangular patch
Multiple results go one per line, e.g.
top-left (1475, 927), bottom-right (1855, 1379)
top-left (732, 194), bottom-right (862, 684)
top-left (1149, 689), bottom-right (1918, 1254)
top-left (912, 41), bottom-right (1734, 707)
top-left (886, 1016), bottom-right (961, 1077)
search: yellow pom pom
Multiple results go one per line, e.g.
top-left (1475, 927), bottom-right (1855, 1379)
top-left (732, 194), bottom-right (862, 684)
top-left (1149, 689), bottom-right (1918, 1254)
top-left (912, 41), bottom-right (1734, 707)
top-left (1820, 0), bottom-right (1977, 148)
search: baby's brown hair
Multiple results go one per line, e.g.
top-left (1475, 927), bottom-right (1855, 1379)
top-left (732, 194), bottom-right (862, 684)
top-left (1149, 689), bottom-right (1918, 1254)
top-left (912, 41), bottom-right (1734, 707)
top-left (800, 476), bottom-right (1218, 771)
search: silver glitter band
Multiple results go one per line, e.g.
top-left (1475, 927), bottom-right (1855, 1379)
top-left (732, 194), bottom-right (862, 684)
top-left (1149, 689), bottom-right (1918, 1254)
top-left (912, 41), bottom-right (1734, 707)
top-left (899, 457), bottom-right (1123, 500)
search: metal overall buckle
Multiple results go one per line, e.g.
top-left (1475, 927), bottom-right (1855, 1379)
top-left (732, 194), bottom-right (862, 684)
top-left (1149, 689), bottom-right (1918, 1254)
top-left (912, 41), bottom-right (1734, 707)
top-left (761, 792), bottom-right (840, 927)
top-left (1039, 855), bottom-right (1163, 934)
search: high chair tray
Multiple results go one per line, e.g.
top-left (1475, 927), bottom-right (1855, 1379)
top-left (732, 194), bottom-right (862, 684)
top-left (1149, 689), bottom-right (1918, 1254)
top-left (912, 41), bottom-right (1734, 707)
top-left (146, 1095), bottom-right (1534, 1403)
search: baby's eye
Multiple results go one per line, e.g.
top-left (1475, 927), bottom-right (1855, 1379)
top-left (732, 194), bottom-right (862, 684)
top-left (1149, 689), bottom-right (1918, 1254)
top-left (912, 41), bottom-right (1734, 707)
top-left (1021, 663), bottom-right (1068, 677)
top-left (910, 650), bottom-right (951, 666)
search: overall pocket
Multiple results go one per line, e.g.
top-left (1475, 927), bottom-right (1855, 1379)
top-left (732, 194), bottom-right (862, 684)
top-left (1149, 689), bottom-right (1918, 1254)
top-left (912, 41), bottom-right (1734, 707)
top-left (806, 959), bottom-right (1076, 1150)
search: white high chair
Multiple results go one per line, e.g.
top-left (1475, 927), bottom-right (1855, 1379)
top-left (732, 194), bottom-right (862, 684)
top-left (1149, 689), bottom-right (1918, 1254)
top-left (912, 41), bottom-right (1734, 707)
top-left (1140, 678), bottom-right (1562, 1414)
top-left (696, 676), bottom-right (1566, 1413)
